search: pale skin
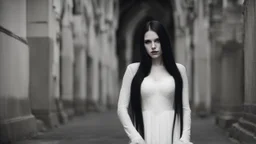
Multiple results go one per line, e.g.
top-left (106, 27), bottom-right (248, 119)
top-left (144, 30), bottom-right (163, 67)
top-left (131, 30), bottom-right (187, 144)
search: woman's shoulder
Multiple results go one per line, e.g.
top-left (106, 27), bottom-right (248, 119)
top-left (176, 63), bottom-right (186, 73)
top-left (128, 62), bottom-right (140, 68)
top-left (176, 63), bottom-right (185, 69)
top-left (128, 62), bottom-right (140, 74)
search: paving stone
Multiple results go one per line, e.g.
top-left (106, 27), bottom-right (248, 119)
top-left (14, 110), bottom-right (235, 144)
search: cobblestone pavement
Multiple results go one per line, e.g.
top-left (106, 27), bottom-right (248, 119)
top-left (14, 110), bottom-right (234, 144)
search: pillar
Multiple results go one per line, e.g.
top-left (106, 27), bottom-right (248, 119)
top-left (85, 10), bottom-right (100, 111)
top-left (72, 0), bottom-right (86, 116)
top-left (73, 15), bottom-right (86, 115)
top-left (209, 40), bottom-right (222, 114)
top-left (92, 57), bottom-right (100, 111)
top-left (52, 0), bottom-right (68, 125)
top-left (88, 19), bottom-right (100, 111)
top-left (214, 0), bottom-right (244, 129)
top-left (229, 0), bottom-right (256, 143)
top-left (99, 31), bottom-right (109, 110)
top-left (27, 0), bottom-right (60, 128)
top-left (0, 0), bottom-right (37, 142)
top-left (60, 0), bottom-right (75, 118)
top-left (74, 46), bottom-right (86, 115)
top-left (209, 1), bottom-right (223, 114)
top-left (85, 54), bottom-right (94, 111)
top-left (193, 0), bottom-right (211, 116)
top-left (106, 66), bottom-right (111, 108)
top-left (216, 41), bottom-right (244, 129)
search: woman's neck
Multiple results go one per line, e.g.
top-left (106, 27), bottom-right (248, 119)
top-left (152, 57), bottom-right (163, 66)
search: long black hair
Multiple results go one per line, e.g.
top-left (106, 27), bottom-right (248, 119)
top-left (128, 20), bottom-right (184, 143)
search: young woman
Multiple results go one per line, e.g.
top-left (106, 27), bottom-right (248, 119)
top-left (117, 20), bottom-right (193, 144)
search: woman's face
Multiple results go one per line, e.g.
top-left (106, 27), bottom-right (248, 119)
top-left (144, 30), bottom-right (162, 59)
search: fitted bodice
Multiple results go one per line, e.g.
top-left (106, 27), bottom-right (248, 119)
top-left (117, 62), bottom-right (192, 144)
top-left (141, 73), bottom-right (175, 113)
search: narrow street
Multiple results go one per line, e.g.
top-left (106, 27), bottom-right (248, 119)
top-left (1, 0), bottom-right (256, 144)
top-left (14, 110), bottom-right (234, 144)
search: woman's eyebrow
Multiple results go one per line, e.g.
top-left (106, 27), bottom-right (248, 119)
top-left (144, 38), bottom-right (159, 41)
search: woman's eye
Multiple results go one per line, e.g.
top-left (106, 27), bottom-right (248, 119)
top-left (144, 40), bottom-right (151, 44)
top-left (155, 39), bottom-right (160, 43)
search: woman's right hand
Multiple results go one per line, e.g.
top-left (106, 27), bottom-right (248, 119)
top-left (129, 138), bottom-right (146, 144)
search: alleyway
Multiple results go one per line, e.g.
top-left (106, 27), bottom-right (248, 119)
top-left (14, 111), bottom-right (234, 144)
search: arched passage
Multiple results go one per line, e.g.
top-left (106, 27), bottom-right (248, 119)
top-left (117, 0), bottom-right (175, 81)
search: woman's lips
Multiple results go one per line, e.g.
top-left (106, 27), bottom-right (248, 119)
top-left (151, 51), bottom-right (159, 54)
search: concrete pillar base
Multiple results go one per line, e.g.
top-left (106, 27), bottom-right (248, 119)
top-left (86, 99), bottom-right (104, 112)
top-left (216, 105), bottom-right (243, 128)
top-left (32, 110), bottom-right (59, 129)
top-left (194, 102), bottom-right (210, 118)
top-left (0, 115), bottom-right (37, 143)
top-left (106, 95), bottom-right (114, 109)
top-left (243, 105), bottom-right (256, 123)
top-left (62, 100), bottom-right (75, 119)
top-left (57, 110), bottom-right (68, 124)
top-left (98, 105), bottom-right (107, 112)
top-left (74, 99), bottom-right (85, 115)
top-left (55, 100), bottom-right (68, 124)
top-left (216, 115), bottom-right (237, 129)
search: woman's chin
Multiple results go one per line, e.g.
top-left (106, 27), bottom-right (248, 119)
top-left (150, 54), bottom-right (160, 59)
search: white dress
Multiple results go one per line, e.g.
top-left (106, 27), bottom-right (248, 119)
top-left (117, 62), bottom-right (192, 144)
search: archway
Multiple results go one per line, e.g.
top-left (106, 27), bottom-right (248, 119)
top-left (117, 0), bottom-right (175, 81)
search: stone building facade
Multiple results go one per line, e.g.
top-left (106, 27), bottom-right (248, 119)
top-left (175, 0), bottom-right (256, 143)
top-left (228, 0), bottom-right (256, 143)
top-left (0, 0), bottom-right (119, 143)
top-left (2, 0), bottom-right (256, 143)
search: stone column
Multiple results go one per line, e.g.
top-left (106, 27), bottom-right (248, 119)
top-left (72, 0), bottom-right (86, 116)
top-left (27, 0), bottom-right (60, 128)
top-left (97, 1), bottom-right (108, 111)
top-left (99, 31), bottom-right (109, 110)
top-left (209, 40), bottom-right (222, 114)
top-left (85, 11), bottom-right (100, 111)
top-left (85, 54), bottom-right (94, 111)
top-left (52, 0), bottom-right (68, 125)
top-left (73, 15), bottom-right (86, 115)
top-left (105, 0), bottom-right (119, 109)
top-left (109, 30), bottom-right (116, 108)
top-left (92, 57), bottom-right (100, 111)
top-left (0, 0), bottom-right (37, 142)
top-left (229, 1), bottom-right (256, 143)
top-left (98, 62), bottom-right (103, 108)
top-left (216, 41), bottom-right (244, 128)
top-left (60, 0), bottom-right (75, 118)
top-left (193, 0), bottom-right (211, 116)
top-left (111, 23), bottom-right (119, 107)
top-left (106, 66), bottom-right (112, 108)
top-left (209, 2), bottom-right (223, 114)
top-left (73, 46), bottom-right (86, 115)
top-left (89, 22), bottom-right (100, 111)
top-left (215, 0), bottom-right (244, 129)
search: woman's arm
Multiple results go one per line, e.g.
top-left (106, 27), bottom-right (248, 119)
top-left (177, 64), bottom-right (192, 143)
top-left (117, 64), bottom-right (143, 142)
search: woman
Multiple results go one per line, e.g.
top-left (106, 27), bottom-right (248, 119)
top-left (117, 20), bottom-right (193, 144)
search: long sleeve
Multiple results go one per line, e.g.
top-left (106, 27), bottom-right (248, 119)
top-left (117, 64), bottom-right (143, 142)
top-left (178, 64), bottom-right (192, 143)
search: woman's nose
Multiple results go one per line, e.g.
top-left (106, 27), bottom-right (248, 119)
top-left (152, 42), bottom-right (156, 48)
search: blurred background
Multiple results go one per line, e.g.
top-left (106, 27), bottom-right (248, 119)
top-left (1, 0), bottom-right (256, 144)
